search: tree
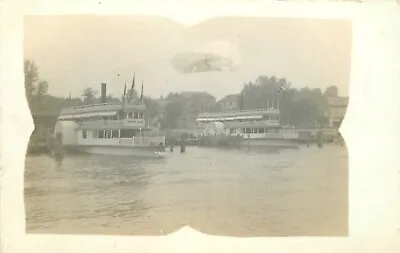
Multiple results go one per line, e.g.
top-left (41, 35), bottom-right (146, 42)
top-left (24, 60), bottom-right (39, 108)
top-left (106, 94), bottom-right (121, 103)
top-left (323, 85), bottom-right (339, 97)
top-left (143, 96), bottom-right (159, 120)
top-left (31, 80), bottom-right (49, 109)
top-left (126, 89), bottom-right (139, 103)
top-left (82, 88), bottom-right (98, 105)
top-left (239, 75), bottom-right (331, 127)
top-left (162, 100), bottom-right (184, 129)
top-left (24, 60), bottom-right (52, 112)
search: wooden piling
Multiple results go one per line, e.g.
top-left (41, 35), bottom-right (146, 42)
top-left (166, 135), bottom-right (175, 152)
top-left (317, 131), bottom-right (323, 148)
top-left (306, 131), bottom-right (311, 147)
top-left (45, 130), bottom-right (64, 162)
top-left (180, 133), bottom-right (186, 153)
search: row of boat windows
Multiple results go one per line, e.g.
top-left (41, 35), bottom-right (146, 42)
top-left (82, 129), bottom-right (144, 139)
top-left (121, 112), bottom-right (144, 119)
top-left (230, 128), bottom-right (278, 134)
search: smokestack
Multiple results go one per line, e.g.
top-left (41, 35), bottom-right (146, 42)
top-left (101, 83), bottom-right (107, 103)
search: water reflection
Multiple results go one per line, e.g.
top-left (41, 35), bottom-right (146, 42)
top-left (25, 145), bottom-right (348, 236)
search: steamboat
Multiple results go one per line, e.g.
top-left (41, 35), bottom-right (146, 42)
top-left (196, 108), bottom-right (300, 148)
top-left (53, 83), bottom-right (166, 158)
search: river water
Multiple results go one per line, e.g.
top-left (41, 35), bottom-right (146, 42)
top-left (24, 144), bottom-right (348, 237)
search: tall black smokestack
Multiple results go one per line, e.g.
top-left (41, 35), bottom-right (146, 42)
top-left (101, 83), bottom-right (107, 103)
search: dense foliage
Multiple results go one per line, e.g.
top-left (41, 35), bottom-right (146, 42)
top-left (238, 75), bottom-right (335, 127)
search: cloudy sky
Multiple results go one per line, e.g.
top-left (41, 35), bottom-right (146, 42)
top-left (24, 16), bottom-right (351, 100)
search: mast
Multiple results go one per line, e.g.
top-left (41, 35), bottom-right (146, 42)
top-left (140, 81), bottom-right (144, 102)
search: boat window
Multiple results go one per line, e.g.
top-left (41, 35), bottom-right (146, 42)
top-left (245, 128), bottom-right (251, 133)
top-left (82, 129), bottom-right (87, 139)
top-left (267, 128), bottom-right (277, 133)
top-left (98, 130), bottom-right (105, 138)
top-left (259, 128), bottom-right (265, 133)
top-left (92, 130), bottom-right (98, 138)
top-left (252, 128), bottom-right (257, 133)
top-left (138, 112), bottom-right (143, 119)
top-left (128, 112), bottom-right (134, 119)
top-left (263, 115), bottom-right (270, 120)
top-left (134, 112), bottom-right (138, 119)
top-left (112, 130), bottom-right (119, 138)
top-left (118, 111), bottom-right (127, 120)
top-left (120, 129), bottom-right (136, 138)
top-left (105, 130), bottom-right (112, 138)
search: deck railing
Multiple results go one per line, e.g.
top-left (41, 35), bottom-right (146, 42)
top-left (80, 119), bottom-right (146, 128)
top-left (224, 120), bottom-right (280, 127)
top-left (78, 136), bottom-right (166, 147)
top-left (70, 102), bottom-right (122, 110)
top-left (197, 108), bottom-right (279, 118)
top-left (133, 136), bottom-right (166, 146)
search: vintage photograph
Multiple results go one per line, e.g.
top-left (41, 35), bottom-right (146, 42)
top-left (24, 16), bottom-right (350, 236)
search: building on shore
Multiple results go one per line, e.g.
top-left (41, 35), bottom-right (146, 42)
top-left (324, 96), bottom-right (349, 129)
top-left (213, 94), bottom-right (240, 112)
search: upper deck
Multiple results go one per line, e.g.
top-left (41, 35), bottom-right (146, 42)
top-left (58, 102), bottom-right (146, 121)
top-left (196, 108), bottom-right (280, 122)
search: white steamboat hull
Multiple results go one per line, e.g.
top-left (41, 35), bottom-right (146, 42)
top-left (65, 145), bottom-right (166, 158)
top-left (247, 138), bottom-right (299, 149)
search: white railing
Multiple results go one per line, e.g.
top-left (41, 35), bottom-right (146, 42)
top-left (61, 102), bottom-right (146, 115)
top-left (199, 108), bottom-right (278, 115)
top-left (77, 136), bottom-right (166, 147)
top-left (242, 132), bottom-right (299, 140)
top-left (78, 138), bottom-right (120, 146)
top-left (70, 102), bottom-right (122, 110)
top-left (80, 119), bottom-right (146, 128)
top-left (133, 136), bottom-right (166, 146)
top-left (66, 102), bottom-right (146, 110)
top-left (224, 120), bottom-right (280, 127)
top-left (119, 138), bottom-right (134, 145)
top-left (197, 108), bottom-right (279, 119)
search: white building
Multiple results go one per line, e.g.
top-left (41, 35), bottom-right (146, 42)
top-left (324, 96), bottom-right (349, 128)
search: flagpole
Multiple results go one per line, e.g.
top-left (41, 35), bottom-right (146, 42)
top-left (140, 81), bottom-right (144, 102)
top-left (123, 82), bottom-right (127, 106)
top-left (130, 73), bottom-right (135, 103)
top-left (68, 88), bottom-right (72, 106)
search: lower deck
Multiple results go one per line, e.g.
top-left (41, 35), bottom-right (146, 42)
top-left (55, 125), bottom-right (166, 148)
top-left (200, 126), bottom-right (339, 141)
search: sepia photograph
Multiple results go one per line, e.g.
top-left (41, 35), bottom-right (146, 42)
top-left (23, 15), bottom-right (350, 237)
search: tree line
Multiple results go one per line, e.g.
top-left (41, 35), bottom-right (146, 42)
top-left (237, 75), bottom-right (339, 127)
top-left (25, 60), bottom-right (342, 130)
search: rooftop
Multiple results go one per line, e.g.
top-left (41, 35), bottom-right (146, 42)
top-left (326, 96), bottom-right (349, 107)
top-left (60, 102), bottom-right (146, 116)
top-left (218, 94), bottom-right (240, 103)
